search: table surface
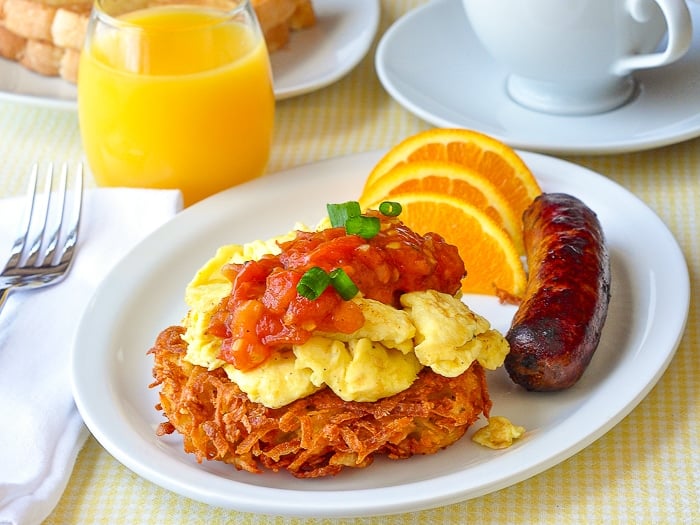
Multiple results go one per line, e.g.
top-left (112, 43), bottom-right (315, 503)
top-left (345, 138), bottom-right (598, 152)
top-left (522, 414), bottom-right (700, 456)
top-left (1, 1), bottom-right (698, 523)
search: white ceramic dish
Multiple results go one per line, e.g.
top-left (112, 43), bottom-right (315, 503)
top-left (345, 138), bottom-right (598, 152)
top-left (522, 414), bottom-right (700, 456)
top-left (72, 151), bottom-right (689, 517)
top-left (376, 0), bottom-right (700, 155)
top-left (0, 0), bottom-right (378, 109)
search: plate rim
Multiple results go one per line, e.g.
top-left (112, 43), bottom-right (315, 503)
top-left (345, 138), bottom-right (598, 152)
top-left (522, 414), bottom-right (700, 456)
top-left (71, 150), bottom-right (690, 517)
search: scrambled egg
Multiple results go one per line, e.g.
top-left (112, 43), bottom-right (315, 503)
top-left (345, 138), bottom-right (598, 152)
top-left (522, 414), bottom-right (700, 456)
top-left (182, 235), bottom-right (510, 409)
top-left (472, 416), bottom-right (526, 449)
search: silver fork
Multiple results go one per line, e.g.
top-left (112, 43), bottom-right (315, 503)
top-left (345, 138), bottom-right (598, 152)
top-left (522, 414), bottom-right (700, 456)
top-left (0, 163), bottom-right (84, 314)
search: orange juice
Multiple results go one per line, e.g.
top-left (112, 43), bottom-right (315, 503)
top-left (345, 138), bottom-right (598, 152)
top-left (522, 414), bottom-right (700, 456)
top-left (78, 5), bottom-right (275, 206)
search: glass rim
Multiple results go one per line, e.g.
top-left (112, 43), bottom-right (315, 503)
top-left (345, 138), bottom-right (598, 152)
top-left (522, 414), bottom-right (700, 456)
top-left (92, 0), bottom-right (251, 30)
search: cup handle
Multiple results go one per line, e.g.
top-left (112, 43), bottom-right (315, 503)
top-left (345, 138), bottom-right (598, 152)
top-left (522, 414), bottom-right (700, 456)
top-left (613, 0), bottom-right (692, 74)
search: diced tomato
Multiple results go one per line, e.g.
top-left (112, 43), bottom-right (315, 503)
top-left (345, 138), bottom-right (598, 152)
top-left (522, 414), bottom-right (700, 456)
top-left (206, 303), bottom-right (230, 338)
top-left (229, 257), bottom-right (280, 303)
top-left (284, 288), bottom-right (337, 327)
top-left (219, 336), bottom-right (271, 371)
top-left (258, 313), bottom-right (309, 346)
top-left (227, 299), bottom-right (264, 339)
top-left (319, 298), bottom-right (364, 334)
top-left (261, 269), bottom-right (301, 314)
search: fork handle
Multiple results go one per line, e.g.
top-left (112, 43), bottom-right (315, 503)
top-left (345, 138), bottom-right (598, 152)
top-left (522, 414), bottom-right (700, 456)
top-left (0, 286), bottom-right (13, 314)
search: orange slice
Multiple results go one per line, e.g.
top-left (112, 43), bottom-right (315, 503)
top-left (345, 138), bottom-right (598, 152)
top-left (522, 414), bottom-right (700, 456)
top-left (359, 160), bottom-right (524, 254)
top-left (366, 191), bottom-right (527, 298)
top-left (365, 128), bottom-right (541, 220)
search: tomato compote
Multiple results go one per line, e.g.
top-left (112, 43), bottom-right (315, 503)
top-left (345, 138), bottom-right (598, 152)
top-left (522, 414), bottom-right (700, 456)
top-left (207, 212), bottom-right (466, 371)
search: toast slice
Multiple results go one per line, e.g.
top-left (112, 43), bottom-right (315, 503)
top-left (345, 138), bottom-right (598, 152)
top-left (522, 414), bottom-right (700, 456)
top-left (0, 0), bottom-right (315, 82)
top-left (260, 0), bottom-right (315, 51)
top-left (0, 0), bottom-right (90, 79)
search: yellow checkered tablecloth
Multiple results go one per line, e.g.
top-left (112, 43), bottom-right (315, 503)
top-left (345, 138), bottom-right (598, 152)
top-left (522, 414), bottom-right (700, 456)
top-left (0, 1), bottom-right (698, 523)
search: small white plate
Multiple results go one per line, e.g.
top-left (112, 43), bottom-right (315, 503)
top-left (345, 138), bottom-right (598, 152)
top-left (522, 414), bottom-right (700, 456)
top-left (0, 0), bottom-right (378, 109)
top-left (71, 150), bottom-right (689, 517)
top-left (270, 0), bottom-right (378, 99)
top-left (376, 0), bottom-right (700, 155)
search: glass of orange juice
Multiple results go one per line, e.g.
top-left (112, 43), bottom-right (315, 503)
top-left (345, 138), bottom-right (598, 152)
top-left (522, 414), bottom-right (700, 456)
top-left (78, 0), bottom-right (275, 206)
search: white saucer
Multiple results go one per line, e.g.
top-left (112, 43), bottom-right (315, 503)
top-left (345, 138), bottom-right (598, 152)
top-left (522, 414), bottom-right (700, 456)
top-left (376, 0), bottom-right (700, 155)
top-left (0, 0), bottom-right (378, 110)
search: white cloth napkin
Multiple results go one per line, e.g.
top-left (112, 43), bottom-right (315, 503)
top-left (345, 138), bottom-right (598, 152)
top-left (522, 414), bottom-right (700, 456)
top-left (0, 188), bottom-right (183, 525)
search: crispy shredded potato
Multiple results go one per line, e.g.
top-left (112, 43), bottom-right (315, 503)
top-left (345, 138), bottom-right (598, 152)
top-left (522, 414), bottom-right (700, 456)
top-left (150, 326), bottom-right (493, 478)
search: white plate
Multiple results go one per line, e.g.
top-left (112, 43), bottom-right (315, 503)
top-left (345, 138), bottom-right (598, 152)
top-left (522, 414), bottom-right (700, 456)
top-left (0, 0), bottom-right (378, 109)
top-left (72, 151), bottom-right (689, 517)
top-left (376, 0), bottom-right (700, 155)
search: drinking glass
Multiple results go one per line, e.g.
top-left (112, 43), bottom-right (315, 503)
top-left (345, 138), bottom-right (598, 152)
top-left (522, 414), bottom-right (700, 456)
top-left (78, 0), bottom-right (275, 206)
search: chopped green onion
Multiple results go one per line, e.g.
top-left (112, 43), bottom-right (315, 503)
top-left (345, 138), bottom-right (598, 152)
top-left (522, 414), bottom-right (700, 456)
top-left (345, 215), bottom-right (380, 239)
top-left (329, 268), bottom-right (359, 300)
top-left (327, 201), bottom-right (362, 228)
top-left (379, 201), bottom-right (402, 217)
top-left (297, 267), bottom-right (331, 300)
top-left (297, 267), bottom-right (359, 301)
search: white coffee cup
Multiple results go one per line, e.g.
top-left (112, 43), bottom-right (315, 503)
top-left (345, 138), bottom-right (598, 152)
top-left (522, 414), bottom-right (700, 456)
top-left (462, 0), bottom-right (693, 115)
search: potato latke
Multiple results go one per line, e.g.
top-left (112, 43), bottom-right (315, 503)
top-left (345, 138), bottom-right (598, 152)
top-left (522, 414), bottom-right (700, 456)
top-left (150, 325), bottom-right (492, 478)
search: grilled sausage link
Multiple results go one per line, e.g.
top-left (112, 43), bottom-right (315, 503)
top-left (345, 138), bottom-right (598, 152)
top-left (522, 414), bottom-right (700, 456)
top-left (505, 193), bottom-right (611, 391)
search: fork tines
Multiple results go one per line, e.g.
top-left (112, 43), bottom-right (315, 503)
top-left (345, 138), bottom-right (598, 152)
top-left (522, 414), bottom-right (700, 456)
top-left (7, 163), bottom-right (83, 273)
